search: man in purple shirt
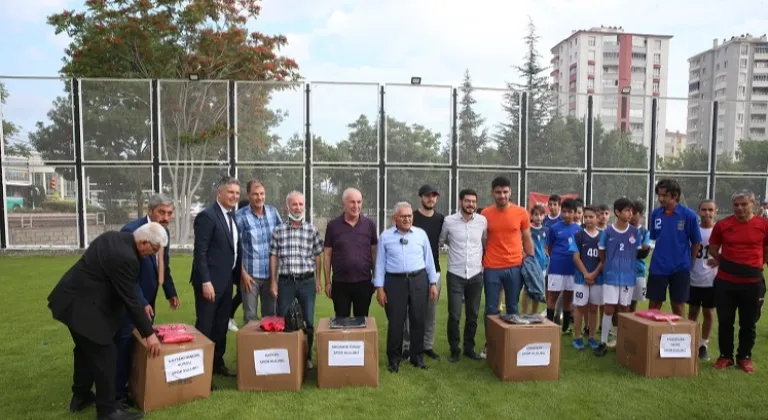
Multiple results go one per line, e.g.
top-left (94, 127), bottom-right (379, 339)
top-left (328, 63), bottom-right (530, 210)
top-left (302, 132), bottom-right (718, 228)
top-left (323, 188), bottom-right (379, 317)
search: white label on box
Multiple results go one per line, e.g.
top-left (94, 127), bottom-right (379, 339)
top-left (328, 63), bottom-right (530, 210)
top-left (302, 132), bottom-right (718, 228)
top-left (164, 349), bottom-right (205, 383)
top-left (516, 343), bottom-right (551, 367)
top-left (328, 340), bottom-right (365, 366)
top-left (253, 349), bottom-right (291, 376)
top-left (660, 333), bottom-right (692, 358)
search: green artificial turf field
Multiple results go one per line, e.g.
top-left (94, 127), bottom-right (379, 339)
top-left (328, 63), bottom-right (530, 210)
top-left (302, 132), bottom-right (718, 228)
top-left (2, 254), bottom-right (767, 419)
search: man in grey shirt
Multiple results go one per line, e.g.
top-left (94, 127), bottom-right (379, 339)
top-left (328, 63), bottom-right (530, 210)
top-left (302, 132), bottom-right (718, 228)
top-left (439, 188), bottom-right (487, 362)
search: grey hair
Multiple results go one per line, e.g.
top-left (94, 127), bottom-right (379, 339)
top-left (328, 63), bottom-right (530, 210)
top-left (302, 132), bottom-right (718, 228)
top-left (392, 201), bottom-right (412, 215)
top-left (216, 176), bottom-right (240, 190)
top-left (342, 187), bottom-right (362, 202)
top-left (133, 221), bottom-right (168, 247)
top-left (148, 193), bottom-right (173, 211)
top-left (731, 189), bottom-right (755, 202)
top-left (285, 190), bottom-right (304, 206)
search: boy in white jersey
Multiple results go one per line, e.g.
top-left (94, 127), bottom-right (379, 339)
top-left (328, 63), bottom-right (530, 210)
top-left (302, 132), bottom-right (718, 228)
top-left (687, 199), bottom-right (718, 360)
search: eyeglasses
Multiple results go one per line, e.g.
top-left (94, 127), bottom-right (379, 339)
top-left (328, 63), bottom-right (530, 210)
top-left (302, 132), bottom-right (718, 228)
top-left (398, 215), bottom-right (413, 219)
top-left (399, 238), bottom-right (408, 245)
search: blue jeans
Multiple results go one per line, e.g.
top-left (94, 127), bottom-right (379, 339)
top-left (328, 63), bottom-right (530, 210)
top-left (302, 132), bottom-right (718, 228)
top-left (276, 276), bottom-right (316, 360)
top-left (483, 266), bottom-right (523, 332)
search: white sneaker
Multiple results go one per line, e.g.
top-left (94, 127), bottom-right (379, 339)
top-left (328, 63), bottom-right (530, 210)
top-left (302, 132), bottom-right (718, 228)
top-left (480, 345), bottom-right (487, 359)
top-left (228, 318), bottom-right (239, 332)
top-left (306, 360), bottom-right (314, 370)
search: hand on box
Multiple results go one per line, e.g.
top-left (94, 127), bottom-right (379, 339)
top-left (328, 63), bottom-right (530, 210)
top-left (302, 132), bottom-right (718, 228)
top-left (168, 297), bottom-right (180, 310)
top-left (202, 283), bottom-right (215, 302)
top-left (376, 288), bottom-right (387, 307)
top-left (144, 305), bottom-right (154, 320)
top-left (146, 334), bottom-right (161, 358)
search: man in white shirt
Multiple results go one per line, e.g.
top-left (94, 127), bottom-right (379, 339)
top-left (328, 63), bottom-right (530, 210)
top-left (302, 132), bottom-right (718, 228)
top-left (439, 189), bottom-right (487, 363)
top-left (687, 199), bottom-right (718, 361)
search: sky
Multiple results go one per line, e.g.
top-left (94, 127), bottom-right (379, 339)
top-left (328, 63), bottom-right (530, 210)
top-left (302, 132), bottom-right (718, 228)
top-left (1, 0), bottom-right (768, 160)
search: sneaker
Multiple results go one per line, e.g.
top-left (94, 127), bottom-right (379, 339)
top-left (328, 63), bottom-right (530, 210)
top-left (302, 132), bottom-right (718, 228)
top-left (572, 338), bottom-right (585, 350)
top-left (737, 358), bottom-right (755, 374)
top-left (480, 345), bottom-right (487, 359)
top-left (587, 337), bottom-right (600, 350)
top-left (713, 357), bottom-right (734, 370)
top-left (594, 343), bottom-right (608, 357)
top-left (698, 345), bottom-right (710, 360)
top-left (306, 360), bottom-right (314, 370)
top-left (228, 319), bottom-right (239, 332)
top-left (606, 331), bottom-right (617, 348)
top-left (561, 327), bottom-right (572, 336)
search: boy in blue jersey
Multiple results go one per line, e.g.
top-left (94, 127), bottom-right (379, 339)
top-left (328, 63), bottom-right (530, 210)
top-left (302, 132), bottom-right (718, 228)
top-left (546, 198), bottom-right (582, 332)
top-left (543, 194), bottom-right (562, 229)
top-left (522, 204), bottom-right (549, 314)
top-left (575, 199), bottom-right (585, 228)
top-left (571, 206), bottom-right (603, 350)
top-left (595, 198), bottom-right (643, 357)
top-left (597, 204), bottom-right (610, 231)
top-left (629, 200), bottom-right (652, 312)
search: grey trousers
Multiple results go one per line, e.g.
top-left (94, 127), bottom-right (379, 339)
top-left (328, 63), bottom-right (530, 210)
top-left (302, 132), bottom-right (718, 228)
top-left (403, 273), bottom-right (441, 351)
top-left (242, 277), bottom-right (275, 324)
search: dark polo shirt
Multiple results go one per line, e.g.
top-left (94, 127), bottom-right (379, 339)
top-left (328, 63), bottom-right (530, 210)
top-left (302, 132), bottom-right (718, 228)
top-left (324, 214), bottom-right (379, 283)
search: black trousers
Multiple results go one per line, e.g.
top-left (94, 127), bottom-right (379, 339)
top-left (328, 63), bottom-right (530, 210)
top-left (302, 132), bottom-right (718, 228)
top-left (195, 283), bottom-right (233, 367)
top-left (384, 271), bottom-right (428, 362)
top-left (715, 279), bottom-right (765, 360)
top-left (69, 328), bottom-right (117, 417)
top-left (446, 272), bottom-right (483, 354)
top-left (230, 282), bottom-right (242, 319)
top-left (332, 281), bottom-right (374, 317)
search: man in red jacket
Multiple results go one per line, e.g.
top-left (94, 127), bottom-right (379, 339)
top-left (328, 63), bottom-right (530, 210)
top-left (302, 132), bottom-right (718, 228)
top-left (709, 189), bottom-right (768, 373)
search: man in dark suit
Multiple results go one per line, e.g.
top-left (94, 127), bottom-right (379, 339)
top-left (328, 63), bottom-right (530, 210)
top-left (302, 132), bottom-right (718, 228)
top-left (48, 223), bottom-right (164, 420)
top-left (191, 176), bottom-right (242, 377)
top-left (113, 194), bottom-right (180, 406)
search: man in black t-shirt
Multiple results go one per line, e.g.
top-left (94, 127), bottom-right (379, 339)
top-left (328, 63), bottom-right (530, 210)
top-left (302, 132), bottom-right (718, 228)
top-left (403, 184), bottom-right (445, 361)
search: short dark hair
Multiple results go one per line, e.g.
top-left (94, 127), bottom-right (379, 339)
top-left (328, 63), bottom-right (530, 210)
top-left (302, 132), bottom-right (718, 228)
top-left (583, 205), bottom-right (599, 215)
top-left (548, 194), bottom-right (562, 204)
top-left (597, 204), bottom-right (610, 212)
top-left (531, 204), bottom-right (546, 215)
top-left (574, 198), bottom-right (585, 208)
top-left (491, 176), bottom-right (511, 190)
top-left (246, 179), bottom-right (264, 194)
top-left (561, 198), bottom-right (579, 211)
top-left (655, 179), bottom-right (681, 201)
top-left (613, 197), bottom-right (634, 213)
top-left (632, 199), bottom-right (645, 214)
top-left (698, 199), bottom-right (716, 209)
top-left (459, 189), bottom-right (478, 201)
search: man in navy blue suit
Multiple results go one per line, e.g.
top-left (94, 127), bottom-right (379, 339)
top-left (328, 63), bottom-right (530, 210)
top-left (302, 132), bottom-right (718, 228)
top-left (191, 176), bottom-right (242, 378)
top-left (114, 193), bottom-right (179, 407)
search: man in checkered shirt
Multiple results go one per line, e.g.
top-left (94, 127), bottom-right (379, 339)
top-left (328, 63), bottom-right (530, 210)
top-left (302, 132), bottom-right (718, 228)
top-left (269, 190), bottom-right (324, 369)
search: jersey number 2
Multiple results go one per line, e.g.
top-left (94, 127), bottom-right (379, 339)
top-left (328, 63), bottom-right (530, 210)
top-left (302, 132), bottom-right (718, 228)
top-left (619, 243), bottom-right (625, 251)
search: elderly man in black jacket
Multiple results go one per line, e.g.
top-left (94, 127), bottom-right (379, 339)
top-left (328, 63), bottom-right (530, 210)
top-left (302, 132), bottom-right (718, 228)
top-left (48, 222), bottom-right (165, 420)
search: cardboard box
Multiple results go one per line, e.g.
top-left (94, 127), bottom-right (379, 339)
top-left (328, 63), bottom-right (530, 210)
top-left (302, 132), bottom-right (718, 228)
top-left (129, 324), bottom-right (214, 413)
top-left (486, 315), bottom-right (561, 382)
top-left (315, 317), bottom-right (379, 388)
top-left (236, 321), bottom-right (306, 391)
top-left (616, 313), bottom-right (699, 378)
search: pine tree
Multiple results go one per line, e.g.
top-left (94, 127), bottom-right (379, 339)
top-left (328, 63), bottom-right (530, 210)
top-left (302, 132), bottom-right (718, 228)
top-left (458, 69), bottom-right (489, 164)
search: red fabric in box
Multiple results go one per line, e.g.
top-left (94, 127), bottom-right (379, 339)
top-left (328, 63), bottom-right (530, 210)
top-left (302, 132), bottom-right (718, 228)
top-left (260, 316), bottom-right (285, 332)
top-left (635, 309), bottom-right (681, 322)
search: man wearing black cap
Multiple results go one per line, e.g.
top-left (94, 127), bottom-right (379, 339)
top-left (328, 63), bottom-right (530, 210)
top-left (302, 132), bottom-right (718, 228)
top-left (403, 184), bottom-right (445, 360)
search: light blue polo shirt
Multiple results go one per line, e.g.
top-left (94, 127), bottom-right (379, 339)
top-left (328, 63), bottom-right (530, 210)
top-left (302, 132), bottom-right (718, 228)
top-left (648, 204), bottom-right (702, 276)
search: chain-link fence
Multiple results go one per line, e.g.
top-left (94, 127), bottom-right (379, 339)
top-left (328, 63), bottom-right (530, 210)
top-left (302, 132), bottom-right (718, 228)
top-left (2, 77), bottom-right (767, 249)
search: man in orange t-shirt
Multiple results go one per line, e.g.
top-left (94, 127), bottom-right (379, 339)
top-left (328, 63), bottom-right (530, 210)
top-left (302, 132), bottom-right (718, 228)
top-left (479, 176), bottom-right (534, 358)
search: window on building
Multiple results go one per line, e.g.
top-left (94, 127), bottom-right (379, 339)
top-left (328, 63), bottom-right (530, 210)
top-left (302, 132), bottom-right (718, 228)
top-left (653, 82), bottom-right (660, 93)
top-left (737, 113), bottom-right (744, 123)
top-left (654, 53), bottom-right (661, 64)
top-left (588, 50), bottom-right (595, 60)
top-left (588, 64), bottom-right (595, 75)
top-left (653, 68), bottom-right (661, 77)
top-left (588, 79), bottom-right (594, 89)
top-left (740, 58), bottom-right (748, 68)
top-left (588, 36), bottom-right (596, 47)
top-left (739, 73), bottom-right (747, 83)
top-left (632, 80), bottom-right (645, 89)
top-left (741, 44), bottom-right (749, 55)
top-left (738, 86), bottom-right (747, 97)
top-left (655, 40), bottom-right (662, 49)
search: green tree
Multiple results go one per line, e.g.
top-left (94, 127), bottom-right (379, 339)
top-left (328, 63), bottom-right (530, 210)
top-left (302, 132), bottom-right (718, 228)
top-left (30, 0), bottom-right (299, 244)
top-left (1, 82), bottom-right (30, 157)
top-left (458, 69), bottom-right (491, 165)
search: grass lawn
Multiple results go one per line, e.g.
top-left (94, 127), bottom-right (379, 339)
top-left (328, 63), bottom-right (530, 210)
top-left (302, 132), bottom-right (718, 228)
top-left (2, 254), bottom-right (768, 419)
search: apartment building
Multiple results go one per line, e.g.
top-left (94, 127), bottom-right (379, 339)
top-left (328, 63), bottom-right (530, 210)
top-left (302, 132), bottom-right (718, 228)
top-left (550, 26), bottom-right (672, 150)
top-left (687, 34), bottom-right (768, 156)
top-left (663, 130), bottom-right (687, 158)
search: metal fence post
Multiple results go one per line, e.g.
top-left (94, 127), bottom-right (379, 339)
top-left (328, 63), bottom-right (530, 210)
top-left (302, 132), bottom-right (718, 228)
top-left (519, 91), bottom-right (528, 208)
top-left (378, 86), bottom-right (386, 231)
top-left (228, 80), bottom-right (237, 179)
top-left (647, 97), bottom-right (659, 214)
top-left (151, 80), bottom-right (161, 193)
top-left (0, 97), bottom-right (6, 248)
top-left (72, 78), bottom-right (86, 248)
top-left (304, 83), bottom-right (312, 222)
top-left (450, 88), bottom-right (458, 214)
top-left (707, 101), bottom-right (719, 199)
top-left (585, 95), bottom-right (594, 204)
